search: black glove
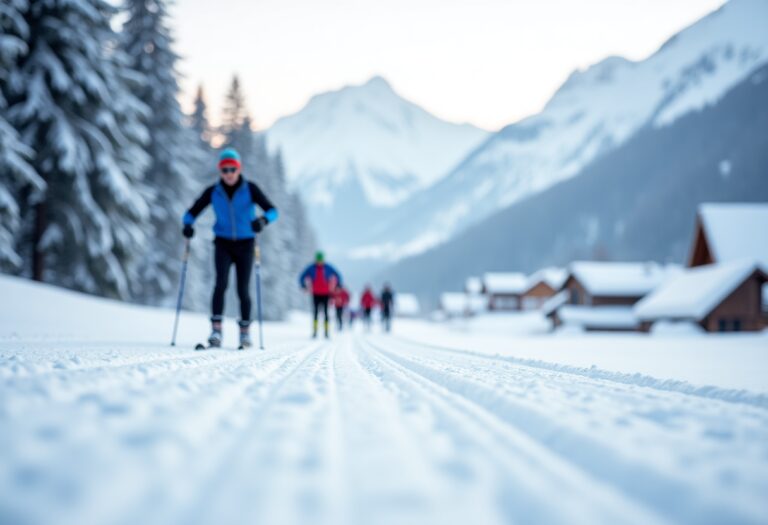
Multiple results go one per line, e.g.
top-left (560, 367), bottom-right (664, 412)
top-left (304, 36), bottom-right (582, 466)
top-left (252, 216), bottom-right (269, 233)
top-left (182, 224), bottom-right (194, 238)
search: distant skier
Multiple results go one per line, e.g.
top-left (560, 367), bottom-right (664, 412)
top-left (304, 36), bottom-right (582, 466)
top-left (182, 148), bottom-right (278, 348)
top-left (299, 251), bottom-right (342, 339)
top-left (380, 283), bottom-right (395, 333)
top-left (360, 286), bottom-right (377, 331)
top-left (333, 285), bottom-right (351, 331)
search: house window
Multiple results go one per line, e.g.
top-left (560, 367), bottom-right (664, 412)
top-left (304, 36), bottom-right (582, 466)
top-left (762, 283), bottom-right (768, 314)
top-left (570, 288), bottom-right (580, 305)
top-left (733, 319), bottom-right (742, 332)
top-left (718, 319), bottom-right (727, 332)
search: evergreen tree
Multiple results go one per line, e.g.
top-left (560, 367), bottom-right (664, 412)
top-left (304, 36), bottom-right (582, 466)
top-left (221, 75), bottom-right (248, 139)
top-left (122, 0), bottom-right (195, 305)
top-left (6, 0), bottom-right (152, 297)
top-left (191, 84), bottom-right (212, 147)
top-left (0, 0), bottom-right (45, 271)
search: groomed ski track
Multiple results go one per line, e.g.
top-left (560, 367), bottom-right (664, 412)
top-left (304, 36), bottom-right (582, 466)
top-left (2, 332), bottom-right (767, 525)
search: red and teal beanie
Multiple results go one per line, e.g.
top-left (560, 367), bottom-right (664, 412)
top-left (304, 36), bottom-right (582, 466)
top-left (218, 148), bottom-right (241, 169)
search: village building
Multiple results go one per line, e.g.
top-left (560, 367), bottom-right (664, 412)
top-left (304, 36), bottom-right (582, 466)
top-left (635, 261), bottom-right (768, 332)
top-left (688, 203), bottom-right (768, 267)
top-left (547, 261), bottom-right (673, 331)
top-left (520, 267), bottom-right (567, 310)
top-left (481, 272), bottom-right (528, 311)
top-left (637, 203), bottom-right (768, 332)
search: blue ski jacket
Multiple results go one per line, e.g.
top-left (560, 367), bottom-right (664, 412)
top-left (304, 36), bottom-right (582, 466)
top-left (183, 177), bottom-right (278, 240)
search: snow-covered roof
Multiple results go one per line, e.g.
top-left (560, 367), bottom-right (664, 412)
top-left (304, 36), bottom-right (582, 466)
top-left (558, 305), bottom-right (639, 330)
top-left (440, 293), bottom-right (468, 314)
top-left (482, 272), bottom-right (528, 294)
top-left (567, 261), bottom-right (673, 297)
top-left (395, 293), bottom-right (421, 316)
top-left (698, 203), bottom-right (768, 265)
top-left (635, 260), bottom-right (766, 321)
top-left (465, 276), bottom-right (483, 295)
top-left (524, 267), bottom-right (567, 293)
top-left (541, 290), bottom-right (568, 316)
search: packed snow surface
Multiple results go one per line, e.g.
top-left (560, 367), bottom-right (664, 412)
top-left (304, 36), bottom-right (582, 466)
top-left (2, 275), bottom-right (768, 525)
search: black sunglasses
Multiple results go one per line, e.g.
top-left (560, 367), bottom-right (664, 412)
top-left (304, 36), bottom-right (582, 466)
top-left (220, 167), bottom-right (238, 174)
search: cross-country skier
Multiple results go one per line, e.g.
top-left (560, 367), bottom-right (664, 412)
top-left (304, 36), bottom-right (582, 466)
top-left (182, 149), bottom-right (278, 348)
top-left (380, 283), bottom-right (395, 333)
top-left (360, 286), bottom-right (377, 331)
top-left (333, 285), bottom-right (351, 331)
top-left (299, 251), bottom-right (342, 339)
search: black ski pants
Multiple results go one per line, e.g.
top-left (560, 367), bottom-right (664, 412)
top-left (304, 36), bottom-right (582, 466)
top-left (313, 295), bottom-right (330, 322)
top-left (212, 238), bottom-right (254, 321)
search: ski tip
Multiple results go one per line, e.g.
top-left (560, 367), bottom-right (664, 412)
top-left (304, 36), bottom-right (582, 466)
top-left (194, 343), bottom-right (206, 351)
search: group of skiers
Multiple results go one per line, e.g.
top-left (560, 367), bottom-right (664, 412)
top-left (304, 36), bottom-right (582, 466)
top-left (181, 148), bottom-right (395, 348)
top-left (298, 252), bottom-right (396, 339)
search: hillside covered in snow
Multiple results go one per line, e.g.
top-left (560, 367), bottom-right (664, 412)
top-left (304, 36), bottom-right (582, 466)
top-left (379, 60), bottom-right (768, 297)
top-left (360, 0), bottom-right (768, 262)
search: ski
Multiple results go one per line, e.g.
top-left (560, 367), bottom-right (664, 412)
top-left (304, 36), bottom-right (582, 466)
top-left (194, 342), bottom-right (224, 351)
top-left (195, 342), bottom-right (256, 351)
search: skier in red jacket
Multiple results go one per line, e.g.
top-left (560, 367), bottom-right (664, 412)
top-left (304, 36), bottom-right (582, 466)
top-left (360, 286), bottom-right (377, 331)
top-left (299, 251), bottom-right (342, 339)
top-left (333, 286), bottom-right (351, 331)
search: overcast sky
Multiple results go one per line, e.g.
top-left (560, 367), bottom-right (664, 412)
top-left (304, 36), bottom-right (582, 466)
top-left (170, 0), bottom-right (726, 131)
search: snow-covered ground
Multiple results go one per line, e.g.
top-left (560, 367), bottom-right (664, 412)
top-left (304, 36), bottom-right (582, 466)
top-left (2, 275), bottom-right (768, 525)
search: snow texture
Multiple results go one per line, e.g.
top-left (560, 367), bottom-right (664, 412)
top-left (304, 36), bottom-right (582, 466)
top-left (2, 276), bottom-right (768, 525)
top-left (4, 276), bottom-right (768, 524)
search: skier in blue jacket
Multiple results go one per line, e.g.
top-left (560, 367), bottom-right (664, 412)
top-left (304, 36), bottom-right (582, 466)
top-left (182, 148), bottom-right (278, 348)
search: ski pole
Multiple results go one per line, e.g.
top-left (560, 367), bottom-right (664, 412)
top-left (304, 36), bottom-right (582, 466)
top-left (254, 236), bottom-right (265, 350)
top-left (170, 238), bottom-right (191, 347)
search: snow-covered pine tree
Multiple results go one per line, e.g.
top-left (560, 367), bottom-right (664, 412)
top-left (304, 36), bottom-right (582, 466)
top-left (221, 75), bottom-right (248, 140)
top-left (6, 0), bottom-right (152, 298)
top-left (191, 84), bottom-right (212, 148)
top-left (0, 0), bottom-right (45, 271)
top-left (122, 0), bottom-right (196, 305)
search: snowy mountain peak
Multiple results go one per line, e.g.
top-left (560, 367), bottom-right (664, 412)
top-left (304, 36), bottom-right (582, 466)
top-left (266, 77), bottom-right (489, 211)
top-left (362, 0), bottom-right (768, 262)
top-left (556, 56), bottom-right (635, 94)
top-left (361, 74), bottom-right (392, 90)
